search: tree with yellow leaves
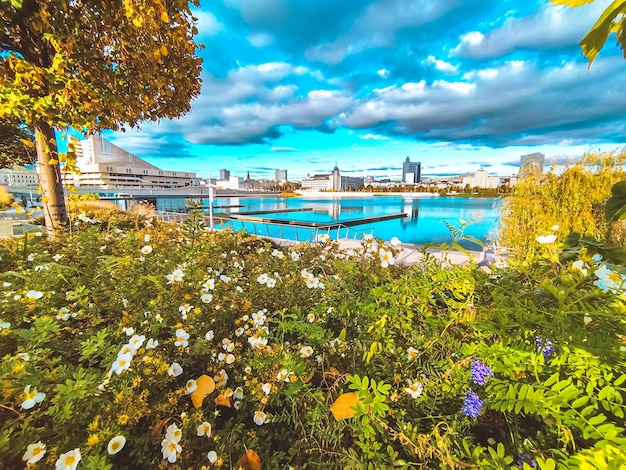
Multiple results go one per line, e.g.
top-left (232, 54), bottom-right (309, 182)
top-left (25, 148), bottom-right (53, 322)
top-left (550, 0), bottom-right (626, 66)
top-left (0, 0), bottom-right (203, 229)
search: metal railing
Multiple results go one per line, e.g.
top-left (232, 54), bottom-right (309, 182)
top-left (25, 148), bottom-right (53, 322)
top-left (156, 211), bottom-right (375, 242)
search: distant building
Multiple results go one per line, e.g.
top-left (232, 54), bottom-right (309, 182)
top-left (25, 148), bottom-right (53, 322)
top-left (402, 157), bottom-right (421, 184)
top-left (0, 165), bottom-right (38, 188)
top-left (275, 169), bottom-right (287, 182)
top-left (520, 152), bottom-right (545, 176)
top-left (462, 169), bottom-right (501, 189)
top-left (220, 169), bottom-right (230, 180)
top-left (301, 166), bottom-right (363, 191)
top-left (65, 135), bottom-right (198, 190)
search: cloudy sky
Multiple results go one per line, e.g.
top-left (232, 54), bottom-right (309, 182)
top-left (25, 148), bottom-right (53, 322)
top-left (105, 0), bottom-right (626, 180)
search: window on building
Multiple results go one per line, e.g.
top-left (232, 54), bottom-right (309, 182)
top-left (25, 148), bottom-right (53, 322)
top-left (102, 139), bottom-right (111, 154)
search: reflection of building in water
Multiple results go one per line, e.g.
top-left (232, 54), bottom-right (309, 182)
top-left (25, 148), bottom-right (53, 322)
top-left (328, 201), bottom-right (340, 220)
top-left (401, 201), bottom-right (420, 227)
top-left (402, 157), bottom-right (421, 184)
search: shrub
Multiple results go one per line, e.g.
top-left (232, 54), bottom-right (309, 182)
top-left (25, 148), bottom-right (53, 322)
top-left (0, 210), bottom-right (624, 468)
top-left (500, 151), bottom-right (626, 265)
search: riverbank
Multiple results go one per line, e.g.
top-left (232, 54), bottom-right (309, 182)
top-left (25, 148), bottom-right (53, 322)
top-left (295, 190), bottom-right (439, 198)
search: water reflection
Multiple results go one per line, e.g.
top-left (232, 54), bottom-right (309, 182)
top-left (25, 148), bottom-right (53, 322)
top-left (201, 195), bottom-right (501, 245)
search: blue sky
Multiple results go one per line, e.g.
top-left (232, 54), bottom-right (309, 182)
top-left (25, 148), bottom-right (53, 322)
top-left (104, 0), bottom-right (626, 181)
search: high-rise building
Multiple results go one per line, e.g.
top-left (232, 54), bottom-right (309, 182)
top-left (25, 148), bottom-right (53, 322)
top-left (275, 169), bottom-right (287, 182)
top-left (219, 169), bottom-right (230, 180)
top-left (402, 157), bottom-right (421, 184)
top-left (520, 153), bottom-right (545, 176)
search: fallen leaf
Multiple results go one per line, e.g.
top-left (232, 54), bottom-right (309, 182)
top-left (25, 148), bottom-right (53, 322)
top-left (191, 375), bottom-right (215, 408)
top-left (149, 417), bottom-right (170, 437)
top-left (330, 392), bottom-right (360, 421)
top-left (215, 392), bottom-right (231, 408)
top-left (235, 449), bottom-right (261, 470)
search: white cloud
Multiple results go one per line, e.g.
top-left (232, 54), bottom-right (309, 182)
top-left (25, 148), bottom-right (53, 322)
top-left (360, 133), bottom-right (390, 141)
top-left (424, 55), bottom-right (458, 74)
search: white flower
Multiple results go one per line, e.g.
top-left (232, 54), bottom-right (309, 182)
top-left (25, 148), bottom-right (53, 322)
top-left (266, 277), bottom-right (276, 288)
top-left (0, 321), bottom-right (10, 330)
top-left (407, 347), bottom-right (418, 361)
top-left (225, 353), bottom-right (236, 364)
top-left (405, 381), bottom-right (424, 399)
top-left (252, 311), bottom-right (266, 326)
top-left (299, 345), bottom-right (314, 358)
top-left (207, 451), bottom-right (218, 463)
top-left (307, 313), bottom-right (316, 323)
top-left (201, 293), bottom-right (213, 303)
top-left (146, 338), bottom-right (159, 350)
top-left (233, 387), bottom-right (244, 400)
top-left (536, 234), bottom-right (557, 244)
top-left (55, 448), bottom-right (81, 470)
top-left (379, 248), bottom-right (396, 268)
top-left (168, 362), bottom-right (183, 377)
top-left (128, 334), bottom-right (145, 352)
top-left (22, 441), bottom-right (46, 464)
top-left (141, 245), bottom-right (153, 255)
top-left (21, 385), bottom-right (45, 410)
top-left (276, 369), bottom-right (291, 382)
top-left (205, 330), bottom-right (214, 341)
top-left (571, 260), bottom-right (588, 276)
top-left (235, 327), bottom-right (244, 337)
top-left (25, 290), bottom-right (43, 301)
top-left (203, 278), bottom-right (215, 291)
top-left (167, 269), bottom-right (184, 282)
top-left (144, 234), bottom-right (151, 242)
top-left (111, 352), bottom-right (133, 375)
top-left (271, 249), bottom-right (284, 259)
top-left (107, 435), bottom-right (126, 455)
top-left (261, 383), bottom-right (272, 395)
top-left (594, 265), bottom-right (626, 293)
top-left (390, 236), bottom-right (401, 247)
top-left (161, 439), bottom-right (181, 463)
top-left (165, 424), bottom-right (182, 443)
top-left (316, 233), bottom-right (330, 243)
top-left (257, 273), bottom-right (268, 284)
top-left (290, 251), bottom-right (300, 261)
top-left (197, 422), bottom-right (212, 437)
top-left (122, 327), bottom-right (134, 336)
top-left (185, 379), bottom-right (197, 394)
top-left (175, 328), bottom-right (190, 347)
top-left (253, 410), bottom-right (267, 425)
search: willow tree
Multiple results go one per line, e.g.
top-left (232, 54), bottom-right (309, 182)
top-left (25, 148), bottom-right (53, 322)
top-left (551, 0), bottom-right (626, 66)
top-left (0, 0), bottom-right (202, 229)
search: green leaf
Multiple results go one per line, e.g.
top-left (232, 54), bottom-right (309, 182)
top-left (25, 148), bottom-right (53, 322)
top-left (606, 181), bottom-right (626, 222)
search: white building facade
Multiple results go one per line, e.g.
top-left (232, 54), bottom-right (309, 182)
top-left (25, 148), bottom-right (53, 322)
top-left (65, 135), bottom-right (198, 190)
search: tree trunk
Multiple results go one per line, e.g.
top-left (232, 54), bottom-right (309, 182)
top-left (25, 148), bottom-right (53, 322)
top-left (34, 121), bottom-right (68, 231)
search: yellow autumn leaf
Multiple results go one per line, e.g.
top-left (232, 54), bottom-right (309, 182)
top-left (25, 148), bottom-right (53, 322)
top-left (329, 392), bottom-right (360, 421)
top-left (16, 205), bottom-right (22, 214)
top-left (41, 196), bottom-right (49, 204)
top-left (161, 11), bottom-right (169, 22)
top-left (190, 375), bottom-right (215, 409)
top-left (235, 449), bottom-right (262, 470)
top-left (160, 45), bottom-right (168, 56)
top-left (215, 393), bottom-right (231, 408)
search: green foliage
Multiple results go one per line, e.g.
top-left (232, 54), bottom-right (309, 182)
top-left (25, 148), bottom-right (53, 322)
top-left (499, 152), bottom-right (626, 264)
top-left (0, 209), bottom-right (625, 468)
top-left (0, 117), bottom-right (34, 168)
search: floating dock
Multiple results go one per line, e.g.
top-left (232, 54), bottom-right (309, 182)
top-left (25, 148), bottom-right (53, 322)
top-left (228, 212), bottom-right (406, 228)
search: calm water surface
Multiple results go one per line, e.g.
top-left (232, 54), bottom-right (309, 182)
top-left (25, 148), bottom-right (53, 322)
top-left (210, 195), bottom-right (502, 247)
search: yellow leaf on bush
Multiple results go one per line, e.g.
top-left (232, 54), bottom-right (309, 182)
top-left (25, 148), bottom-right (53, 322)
top-left (191, 375), bottom-right (215, 408)
top-left (215, 392), bottom-right (231, 408)
top-left (330, 392), bottom-right (359, 421)
top-left (235, 449), bottom-right (261, 470)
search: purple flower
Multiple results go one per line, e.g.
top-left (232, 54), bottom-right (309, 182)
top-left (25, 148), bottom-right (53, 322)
top-left (515, 453), bottom-right (537, 468)
top-left (462, 390), bottom-right (484, 418)
top-left (535, 337), bottom-right (555, 358)
top-left (470, 360), bottom-right (493, 385)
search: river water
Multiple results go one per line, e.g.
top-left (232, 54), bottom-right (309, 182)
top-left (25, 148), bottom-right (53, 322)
top-left (207, 195), bottom-right (502, 247)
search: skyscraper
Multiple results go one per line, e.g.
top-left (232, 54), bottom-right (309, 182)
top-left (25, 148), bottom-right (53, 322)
top-left (275, 169), bottom-right (287, 182)
top-left (402, 157), bottom-right (421, 184)
top-left (219, 169), bottom-right (230, 180)
top-left (520, 153), bottom-right (545, 177)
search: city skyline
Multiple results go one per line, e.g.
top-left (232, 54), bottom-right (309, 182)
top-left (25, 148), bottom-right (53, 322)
top-left (102, 0), bottom-right (625, 181)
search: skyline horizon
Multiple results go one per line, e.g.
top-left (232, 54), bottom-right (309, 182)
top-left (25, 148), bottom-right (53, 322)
top-left (100, 0), bottom-right (625, 181)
